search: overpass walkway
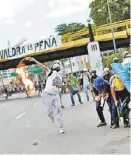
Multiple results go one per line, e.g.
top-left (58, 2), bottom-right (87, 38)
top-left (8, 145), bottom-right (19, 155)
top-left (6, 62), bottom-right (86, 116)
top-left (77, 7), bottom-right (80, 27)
top-left (0, 19), bottom-right (130, 69)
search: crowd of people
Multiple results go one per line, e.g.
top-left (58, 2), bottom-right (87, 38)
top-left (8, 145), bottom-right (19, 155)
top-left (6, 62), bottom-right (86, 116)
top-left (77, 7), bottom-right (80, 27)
top-left (0, 85), bottom-right (26, 99)
top-left (0, 51), bottom-right (130, 134)
top-left (24, 51), bottom-right (130, 134)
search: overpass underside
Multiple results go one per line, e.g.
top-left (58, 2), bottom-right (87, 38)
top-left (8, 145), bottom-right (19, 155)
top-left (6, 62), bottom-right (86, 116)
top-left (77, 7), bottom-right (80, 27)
top-left (0, 19), bottom-right (130, 70)
top-left (0, 37), bottom-right (130, 70)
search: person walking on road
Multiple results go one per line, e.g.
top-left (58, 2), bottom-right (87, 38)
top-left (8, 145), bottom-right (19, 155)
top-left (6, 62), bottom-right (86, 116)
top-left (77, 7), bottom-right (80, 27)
top-left (78, 73), bottom-right (83, 91)
top-left (38, 81), bottom-right (42, 97)
top-left (67, 73), bottom-right (83, 106)
top-left (27, 57), bottom-right (64, 134)
top-left (90, 70), bottom-right (98, 99)
top-left (82, 68), bottom-right (90, 102)
top-left (4, 86), bottom-right (9, 99)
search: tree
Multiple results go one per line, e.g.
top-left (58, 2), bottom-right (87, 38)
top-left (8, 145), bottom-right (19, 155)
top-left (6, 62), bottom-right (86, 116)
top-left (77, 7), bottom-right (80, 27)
top-left (89, 0), bottom-right (130, 26)
top-left (55, 22), bottom-right (86, 35)
top-left (103, 52), bottom-right (122, 70)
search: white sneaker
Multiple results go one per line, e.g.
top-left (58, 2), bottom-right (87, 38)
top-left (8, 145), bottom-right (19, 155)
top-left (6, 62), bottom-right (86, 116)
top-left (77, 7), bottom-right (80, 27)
top-left (59, 128), bottom-right (65, 134)
top-left (50, 117), bottom-right (55, 123)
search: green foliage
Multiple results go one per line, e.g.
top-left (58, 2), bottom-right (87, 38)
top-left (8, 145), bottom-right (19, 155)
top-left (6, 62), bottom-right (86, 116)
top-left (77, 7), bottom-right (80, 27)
top-left (89, 0), bottom-right (130, 26)
top-left (103, 52), bottom-right (122, 70)
top-left (55, 22), bottom-right (86, 35)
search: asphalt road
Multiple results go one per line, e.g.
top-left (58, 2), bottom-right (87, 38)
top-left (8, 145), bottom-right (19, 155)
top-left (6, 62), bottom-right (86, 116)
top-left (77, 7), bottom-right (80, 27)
top-left (0, 92), bottom-right (130, 154)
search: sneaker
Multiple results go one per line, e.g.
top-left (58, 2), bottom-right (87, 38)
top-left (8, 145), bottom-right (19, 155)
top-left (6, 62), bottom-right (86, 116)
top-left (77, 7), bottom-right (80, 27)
top-left (97, 122), bottom-right (107, 127)
top-left (80, 102), bottom-right (83, 104)
top-left (71, 104), bottom-right (75, 106)
top-left (5, 95), bottom-right (8, 99)
top-left (61, 105), bottom-right (65, 109)
top-left (50, 117), bottom-right (54, 123)
top-left (124, 123), bottom-right (129, 128)
top-left (112, 124), bottom-right (119, 129)
top-left (110, 123), bottom-right (114, 128)
top-left (59, 128), bottom-right (65, 134)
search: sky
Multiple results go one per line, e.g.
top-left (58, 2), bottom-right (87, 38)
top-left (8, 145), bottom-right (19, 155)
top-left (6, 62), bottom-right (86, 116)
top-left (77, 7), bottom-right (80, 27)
top-left (0, 0), bottom-right (93, 48)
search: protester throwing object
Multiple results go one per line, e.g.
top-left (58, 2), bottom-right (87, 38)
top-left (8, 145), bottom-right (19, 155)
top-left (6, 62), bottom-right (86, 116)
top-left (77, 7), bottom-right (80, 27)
top-left (26, 57), bottom-right (65, 134)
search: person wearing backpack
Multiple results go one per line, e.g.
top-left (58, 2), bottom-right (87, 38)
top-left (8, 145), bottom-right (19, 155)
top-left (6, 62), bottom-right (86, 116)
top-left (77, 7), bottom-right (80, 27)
top-left (110, 74), bottom-right (130, 128)
top-left (26, 57), bottom-right (64, 134)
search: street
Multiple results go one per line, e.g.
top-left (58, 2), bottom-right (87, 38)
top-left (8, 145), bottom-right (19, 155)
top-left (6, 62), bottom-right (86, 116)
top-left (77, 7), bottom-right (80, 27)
top-left (0, 92), bottom-right (130, 154)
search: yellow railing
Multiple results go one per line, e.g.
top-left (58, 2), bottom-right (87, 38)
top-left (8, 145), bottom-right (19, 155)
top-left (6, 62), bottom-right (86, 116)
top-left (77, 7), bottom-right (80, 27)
top-left (62, 19), bottom-right (131, 43)
top-left (0, 19), bottom-right (130, 63)
top-left (126, 19), bottom-right (131, 35)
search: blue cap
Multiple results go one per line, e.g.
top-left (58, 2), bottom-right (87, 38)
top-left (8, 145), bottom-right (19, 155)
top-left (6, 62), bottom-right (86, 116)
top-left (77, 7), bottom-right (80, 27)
top-left (94, 77), bottom-right (108, 91)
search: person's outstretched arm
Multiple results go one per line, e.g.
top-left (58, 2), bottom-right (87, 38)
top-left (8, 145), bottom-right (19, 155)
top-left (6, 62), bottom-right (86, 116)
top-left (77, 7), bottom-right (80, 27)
top-left (26, 57), bottom-right (50, 72)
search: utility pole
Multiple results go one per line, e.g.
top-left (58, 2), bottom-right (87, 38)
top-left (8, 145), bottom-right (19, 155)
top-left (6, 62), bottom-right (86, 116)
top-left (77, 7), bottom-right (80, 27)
top-left (87, 18), bottom-right (95, 70)
top-left (106, 0), bottom-right (117, 54)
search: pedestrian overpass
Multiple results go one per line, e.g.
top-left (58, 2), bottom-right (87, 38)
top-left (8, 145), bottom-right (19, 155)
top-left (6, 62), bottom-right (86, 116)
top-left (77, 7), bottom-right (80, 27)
top-left (0, 19), bottom-right (130, 70)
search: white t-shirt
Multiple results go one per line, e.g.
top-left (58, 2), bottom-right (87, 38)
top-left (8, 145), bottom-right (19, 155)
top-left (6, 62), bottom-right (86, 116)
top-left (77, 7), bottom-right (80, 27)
top-left (44, 69), bottom-right (62, 94)
top-left (83, 73), bottom-right (90, 86)
top-left (122, 57), bottom-right (131, 74)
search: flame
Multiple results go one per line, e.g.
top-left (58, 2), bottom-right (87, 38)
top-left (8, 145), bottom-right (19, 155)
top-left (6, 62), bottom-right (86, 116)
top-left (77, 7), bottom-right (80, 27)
top-left (18, 62), bottom-right (26, 68)
top-left (16, 63), bottom-right (36, 97)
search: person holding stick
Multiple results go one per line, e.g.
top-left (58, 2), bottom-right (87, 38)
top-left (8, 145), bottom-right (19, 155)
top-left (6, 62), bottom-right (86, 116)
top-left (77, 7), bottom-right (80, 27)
top-left (93, 77), bottom-right (112, 127)
top-left (110, 74), bottom-right (130, 128)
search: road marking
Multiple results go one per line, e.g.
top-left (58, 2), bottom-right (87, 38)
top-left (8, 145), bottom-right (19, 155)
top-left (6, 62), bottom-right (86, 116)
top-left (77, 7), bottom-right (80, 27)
top-left (16, 112), bottom-right (26, 119)
top-left (33, 102), bottom-right (38, 106)
top-left (33, 99), bottom-right (41, 106)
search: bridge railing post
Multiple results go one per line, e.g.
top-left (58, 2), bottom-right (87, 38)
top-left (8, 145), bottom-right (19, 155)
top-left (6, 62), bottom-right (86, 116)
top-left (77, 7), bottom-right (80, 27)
top-left (87, 22), bottom-right (95, 42)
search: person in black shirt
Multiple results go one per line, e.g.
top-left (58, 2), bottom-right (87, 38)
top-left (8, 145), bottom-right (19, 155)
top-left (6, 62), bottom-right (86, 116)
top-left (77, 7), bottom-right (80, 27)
top-left (90, 70), bottom-right (98, 84)
top-left (90, 70), bottom-right (98, 99)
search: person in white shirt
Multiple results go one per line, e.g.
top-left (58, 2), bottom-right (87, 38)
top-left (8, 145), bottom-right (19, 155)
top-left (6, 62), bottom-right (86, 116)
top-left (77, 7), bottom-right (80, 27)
top-left (26, 57), bottom-right (64, 134)
top-left (82, 68), bottom-right (90, 102)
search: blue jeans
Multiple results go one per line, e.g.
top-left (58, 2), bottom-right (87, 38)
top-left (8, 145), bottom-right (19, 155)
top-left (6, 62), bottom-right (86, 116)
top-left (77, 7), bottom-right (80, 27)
top-left (70, 90), bottom-right (82, 105)
top-left (96, 97), bottom-right (116, 125)
top-left (111, 97), bottom-right (121, 125)
top-left (107, 97), bottom-right (116, 125)
top-left (83, 84), bottom-right (90, 101)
